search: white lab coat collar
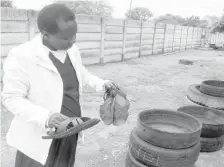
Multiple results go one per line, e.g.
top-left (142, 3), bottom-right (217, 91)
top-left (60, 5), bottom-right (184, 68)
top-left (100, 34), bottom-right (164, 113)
top-left (31, 34), bottom-right (77, 75)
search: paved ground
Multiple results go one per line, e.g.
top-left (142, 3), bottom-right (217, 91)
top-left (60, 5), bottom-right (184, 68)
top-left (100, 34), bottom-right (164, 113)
top-left (1, 49), bottom-right (224, 167)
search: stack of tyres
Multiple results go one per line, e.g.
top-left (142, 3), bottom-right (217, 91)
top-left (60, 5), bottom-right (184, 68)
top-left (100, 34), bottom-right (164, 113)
top-left (125, 109), bottom-right (202, 167)
top-left (178, 105), bottom-right (224, 152)
top-left (187, 80), bottom-right (224, 110)
top-left (186, 80), bottom-right (224, 152)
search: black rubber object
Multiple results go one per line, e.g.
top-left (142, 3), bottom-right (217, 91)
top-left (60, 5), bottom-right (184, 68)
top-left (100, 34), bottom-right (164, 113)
top-left (200, 80), bottom-right (224, 97)
top-left (177, 105), bottom-right (224, 138)
top-left (187, 84), bottom-right (224, 110)
top-left (200, 135), bottom-right (224, 152)
top-left (136, 109), bottom-right (202, 149)
top-left (129, 129), bottom-right (200, 167)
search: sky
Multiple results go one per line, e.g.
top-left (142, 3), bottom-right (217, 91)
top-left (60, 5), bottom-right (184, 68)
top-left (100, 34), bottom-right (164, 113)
top-left (12, 0), bottom-right (224, 19)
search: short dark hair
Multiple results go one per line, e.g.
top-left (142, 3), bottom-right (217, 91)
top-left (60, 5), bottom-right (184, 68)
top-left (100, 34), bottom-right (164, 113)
top-left (37, 4), bottom-right (75, 34)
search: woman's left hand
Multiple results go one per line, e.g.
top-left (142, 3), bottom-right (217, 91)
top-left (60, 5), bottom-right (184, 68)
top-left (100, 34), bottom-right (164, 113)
top-left (104, 81), bottom-right (119, 92)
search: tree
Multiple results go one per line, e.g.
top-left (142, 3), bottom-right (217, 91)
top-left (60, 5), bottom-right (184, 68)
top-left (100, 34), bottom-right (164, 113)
top-left (212, 14), bottom-right (224, 33)
top-left (54, 0), bottom-right (113, 17)
top-left (125, 7), bottom-right (153, 21)
top-left (199, 20), bottom-right (209, 28)
top-left (182, 15), bottom-right (201, 27)
top-left (203, 15), bottom-right (219, 28)
top-left (219, 15), bottom-right (224, 28)
top-left (211, 9), bottom-right (224, 33)
top-left (1, 0), bottom-right (13, 7)
top-left (156, 14), bottom-right (209, 28)
top-left (156, 14), bottom-right (185, 25)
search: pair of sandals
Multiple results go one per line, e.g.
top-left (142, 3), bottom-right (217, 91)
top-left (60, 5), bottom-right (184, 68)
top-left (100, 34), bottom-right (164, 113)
top-left (42, 84), bottom-right (121, 140)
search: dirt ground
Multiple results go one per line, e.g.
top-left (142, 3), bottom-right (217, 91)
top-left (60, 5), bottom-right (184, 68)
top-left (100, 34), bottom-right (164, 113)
top-left (1, 49), bottom-right (224, 167)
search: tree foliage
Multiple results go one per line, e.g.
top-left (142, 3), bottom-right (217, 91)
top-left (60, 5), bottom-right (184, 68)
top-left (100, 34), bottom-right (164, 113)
top-left (219, 15), bottom-right (224, 28)
top-left (203, 15), bottom-right (219, 27)
top-left (54, 0), bottom-right (113, 17)
top-left (182, 16), bottom-right (201, 27)
top-left (198, 20), bottom-right (210, 28)
top-left (156, 14), bottom-right (185, 25)
top-left (1, 0), bottom-right (13, 7)
top-left (125, 7), bottom-right (153, 21)
top-left (156, 14), bottom-right (209, 28)
top-left (212, 14), bottom-right (224, 33)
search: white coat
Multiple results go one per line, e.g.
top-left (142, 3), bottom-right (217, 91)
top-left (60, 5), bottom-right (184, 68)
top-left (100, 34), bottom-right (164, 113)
top-left (1, 34), bottom-right (109, 165)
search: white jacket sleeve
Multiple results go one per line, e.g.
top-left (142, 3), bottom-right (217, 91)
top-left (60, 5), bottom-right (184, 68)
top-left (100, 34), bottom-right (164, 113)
top-left (1, 51), bottom-right (51, 129)
top-left (76, 48), bottom-right (110, 92)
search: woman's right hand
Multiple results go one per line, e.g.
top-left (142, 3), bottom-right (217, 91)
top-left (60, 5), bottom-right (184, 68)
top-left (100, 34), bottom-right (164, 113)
top-left (47, 113), bottom-right (69, 128)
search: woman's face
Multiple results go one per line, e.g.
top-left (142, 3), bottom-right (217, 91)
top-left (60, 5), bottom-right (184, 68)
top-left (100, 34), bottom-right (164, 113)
top-left (44, 19), bottom-right (78, 51)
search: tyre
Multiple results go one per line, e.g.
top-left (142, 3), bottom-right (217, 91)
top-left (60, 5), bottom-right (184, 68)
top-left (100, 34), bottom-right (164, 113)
top-left (129, 129), bottom-right (200, 167)
top-left (136, 109), bottom-right (202, 149)
top-left (125, 150), bottom-right (154, 167)
top-left (200, 135), bottom-right (224, 152)
top-left (187, 85), bottom-right (224, 110)
top-left (177, 105), bottom-right (224, 138)
top-left (199, 80), bottom-right (224, 97)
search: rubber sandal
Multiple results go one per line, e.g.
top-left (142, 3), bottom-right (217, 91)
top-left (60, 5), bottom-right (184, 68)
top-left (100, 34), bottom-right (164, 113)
top-left (42, 117), bottom-right (100, 139)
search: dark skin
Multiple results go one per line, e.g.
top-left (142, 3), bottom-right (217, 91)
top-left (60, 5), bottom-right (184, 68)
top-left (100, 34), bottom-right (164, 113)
top-left (42, 17), bottom-right (78, 51)
top-left (44, 18), bottom-right (118, 128)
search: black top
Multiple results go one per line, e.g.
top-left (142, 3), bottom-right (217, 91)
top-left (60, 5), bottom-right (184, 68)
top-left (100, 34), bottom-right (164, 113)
top-left (49, 52), bottom-right (81, 117)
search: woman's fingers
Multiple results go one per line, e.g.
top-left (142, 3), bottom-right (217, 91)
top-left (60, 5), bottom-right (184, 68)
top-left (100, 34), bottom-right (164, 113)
top-left (48, 113), bottom-right (68, 128)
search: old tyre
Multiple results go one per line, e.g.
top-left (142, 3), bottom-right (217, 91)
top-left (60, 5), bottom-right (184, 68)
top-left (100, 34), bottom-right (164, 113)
top-left (200, 135), bottom-right (224, 152)
top-left (177, 105), bottom-right (224, 138)
top-left (200, 80), bottom-right (224, 97)
top-left (136, 109), bottom-right (202, 149)
top-left (129, 129), bottom-right (201, 167)
top-left (125, 150), bottom-right (153, 167)
top-left (187, 84), bottom-right (224, 110)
